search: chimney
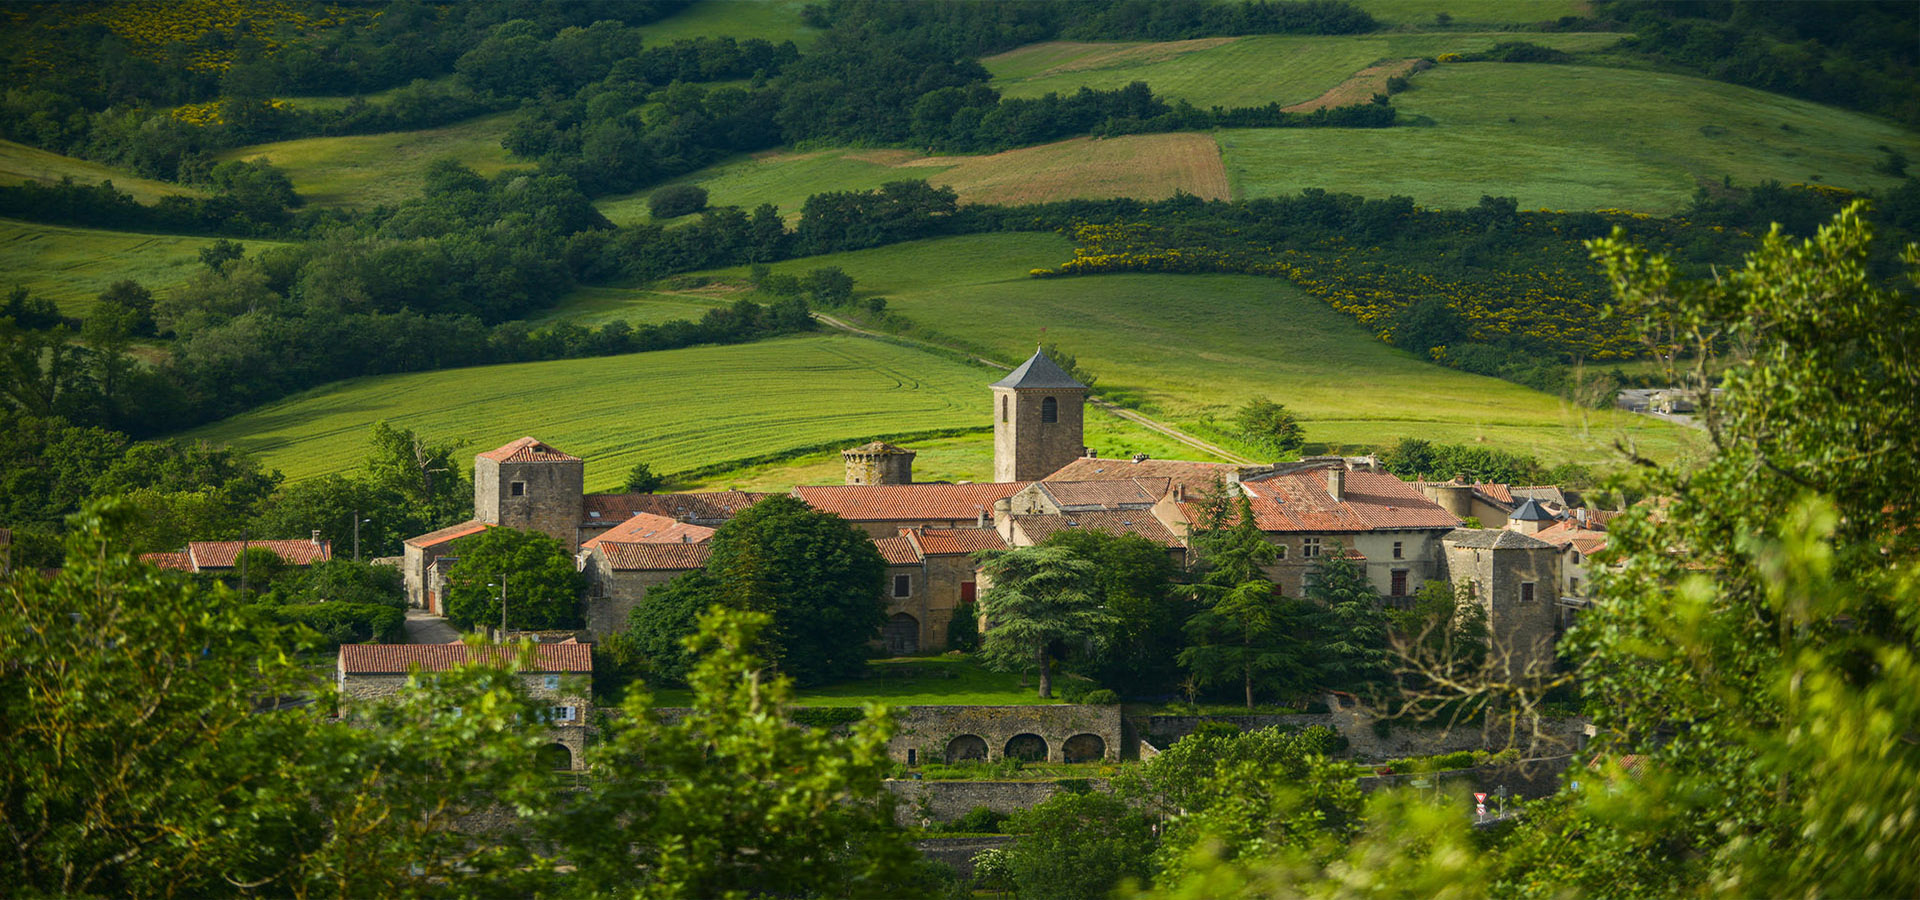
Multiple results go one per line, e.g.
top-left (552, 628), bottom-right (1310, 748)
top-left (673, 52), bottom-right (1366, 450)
top-left (680, 533), bottom-right (690, 543)
top-left (1173, 483), bottom-right (1187, 503)
top-left (1325, 466), bottom-right (1345, 502)
top-left (312, 529), bottom-right (322, 545)
top-left (1576, 507), bottom-right (1588, 526)
top-left (976, 507), bottom-right (987, 528)
top-left (1086, 448), bottom-right (1099, 459)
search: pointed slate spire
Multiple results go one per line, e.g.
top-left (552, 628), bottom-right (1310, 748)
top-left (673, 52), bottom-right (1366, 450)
top-left (1510, 498), bottom-right (1555, 521)
top-left (991, 346), bottom-right (1086, 390)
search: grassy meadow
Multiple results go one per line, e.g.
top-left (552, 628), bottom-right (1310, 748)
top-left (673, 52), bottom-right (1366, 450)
top-left (215, 110), bottom-right (526, 208)
top-left (1350, 0), bottom-right (1592, 27)
top-left (666, 233), bottom-right (1700, 471)
top-left (983, 32), bottom-right (1623, 109)
top-left (185, 331), bottom-right (1202, 490)
top-left (1222, 62), bottom-right (1920, 213)
top-left (0, 218), bottom-right (284, 315)
top-left (0, 139), bottom-right (200, 204)
top-left (635, 0), bottom-right (820, 47)
top-left (597, 133), bottom-right (1228, 225)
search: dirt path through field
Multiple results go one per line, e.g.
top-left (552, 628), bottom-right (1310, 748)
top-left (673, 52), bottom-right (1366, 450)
top-left (1284, 59), bottom-right (1421, 112)
top-left (810, 312), bottom-right (1258, 465)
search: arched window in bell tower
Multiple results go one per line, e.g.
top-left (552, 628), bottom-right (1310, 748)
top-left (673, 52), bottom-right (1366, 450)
top-left (1001, 395), bottom-right (1008, 423)
top-left (1041, 396), bottom-right (1058, 423)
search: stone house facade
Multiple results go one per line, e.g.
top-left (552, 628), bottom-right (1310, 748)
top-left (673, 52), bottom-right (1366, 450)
top-left (1440, 528), bottom-right (1563, 679)
top-left (336, 642), bottom-right (593, 770)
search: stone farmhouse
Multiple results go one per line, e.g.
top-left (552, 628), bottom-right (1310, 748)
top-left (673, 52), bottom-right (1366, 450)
top-left (336, 641), bottom-right (593, 770)
top-left (400, 348), bottom-right (1608, 676)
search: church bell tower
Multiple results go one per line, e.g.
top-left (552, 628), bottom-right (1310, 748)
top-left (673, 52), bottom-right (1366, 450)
top-left (991, 347), bottom-right (1088, 483)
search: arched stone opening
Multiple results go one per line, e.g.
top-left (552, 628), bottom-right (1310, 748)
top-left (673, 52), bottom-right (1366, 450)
top-left (1005, 733), bottom-right (1048, 762)
top-left (1063, 733), bottom-right (1105, 763)
top-left (882, 612), bottom-right (919, 656)
top-left (538, 742), bottom-right (574, 771)
top-left (1040, 396), bottom-right (1058, 423)
top-left (946, 734), bottom-right (988, 764)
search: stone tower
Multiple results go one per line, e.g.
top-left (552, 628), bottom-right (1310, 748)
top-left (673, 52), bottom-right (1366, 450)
top-left (842, 441), bottom-right (916, 485)
top-left (474, 437), bottom-right (586, 551)
top-left (991, 347), bottom-right (1088, 483)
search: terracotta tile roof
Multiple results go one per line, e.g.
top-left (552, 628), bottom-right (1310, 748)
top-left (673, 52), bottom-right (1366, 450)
top-left (904, 527), bottom-right (1008, 555)
top-left (1039, 479), bottom-right (1163, 509)
top-left (1229, 469), bottom-right (1459, 533)
top-left (477, 437), bottom-right (580, 463)
top-left (600, 542), bottom-right (711, 571)
top-left (186, 539), bottom-right (331, 569)
top-left (578, 512), bottom-right (714, 551)
top-left (404, 520), bottom-right (491, 549)
top-left (581, 491), bottom-right (771, 526)
top-left (792, 482), bottom-right (1026, 522)
top-left (1474, 483), bottom-right (1516, 506)
top-left (873, 536), bottom-right (923, 565)
top-left (1443, 528), bottom-right (1556, 550)
top-left (339, 642), bottom-right (592, 674)
top-left (1046, 457), bottom-right (1240, 495)
top-left (1532, 521), bottom-right (1610, 556)
top-left (140, 551), bottom-right (194, 572)
top-left (1010, 510), bottom-right (1181, 548)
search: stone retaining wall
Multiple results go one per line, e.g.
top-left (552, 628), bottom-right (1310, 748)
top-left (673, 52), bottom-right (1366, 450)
top-left (885, 778), bottom-right (1110, 827)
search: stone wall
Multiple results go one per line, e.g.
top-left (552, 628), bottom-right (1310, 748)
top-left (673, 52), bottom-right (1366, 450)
top-left (582, 556), bottom-right (693, 638)
top-left (993, 386), bottom-right (1087, 483)
top-left (1357, 756), bottom-right (1574, 802)
top-left (1134, 708), bottom-right (1588, 763)
top-left (337, 670), bottom-right (592, 769)
top-left (476, 456), bottom-right (585, 550)
top-left (913, 836), bottom-right (1012, 881)
top-left (890, 704), bottom-right (1122, 765)
top-left (886, 779), bottom-right (1108, 827)
top-left (1444, 541), bottom-right (1562, 679)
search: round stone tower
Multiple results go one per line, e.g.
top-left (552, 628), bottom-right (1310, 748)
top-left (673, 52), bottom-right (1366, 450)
top-left (842, 441), bottom-right (916, 485)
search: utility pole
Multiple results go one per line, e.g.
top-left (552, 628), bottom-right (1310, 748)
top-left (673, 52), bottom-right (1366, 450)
top-left (497, 572), bottom-right (508, 639)
top-left (353, 510), bottom-right (371, 562)
top-left (238, 529), bottom-right (250, 601)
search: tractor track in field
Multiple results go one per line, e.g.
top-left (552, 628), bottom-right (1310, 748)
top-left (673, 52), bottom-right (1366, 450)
top-left (810, 312), bottom-right (1258, 465)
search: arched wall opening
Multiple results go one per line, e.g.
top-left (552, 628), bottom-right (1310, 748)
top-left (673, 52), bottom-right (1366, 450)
top-left (1005, 733), bottom-right (1048, 762)
top-left (1063, 733), bottom-right (1105, 763)
top-left (946, 734), bottom-right (989, 763)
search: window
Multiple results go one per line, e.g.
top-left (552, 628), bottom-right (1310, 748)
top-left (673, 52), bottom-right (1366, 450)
top-left (1302, 537), bottom-right (1321, 558)
top-left (510, 481), bottom-right (526, 497)
top-left (1390, 570), bottom-right (1409, 597)
top-left (550, 706), bottom-right (576, 722)
top-left (1041, 396), bottom-right (1058, 423)
top-left (893, 574), bottom-right (911, 599)
top-left (1000, 396), bottom-right (1008, 423)
top-left (543, 674), bottom-right (559, 691)
top-left (960, 581), bottom-right (976, 602)
top-left (1569, 576), bottom-right (1580, 595)
top-left (1392, 541), bottom-right (1403, 560)
top-left (1520, 582), bottom-right (1536, 603)
top-left (1275, 544), bottom-right (1287, 560)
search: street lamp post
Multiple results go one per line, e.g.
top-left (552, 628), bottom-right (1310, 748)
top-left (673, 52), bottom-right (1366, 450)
top-left (352, 510), bottom-right (372, 562)
top-left (487, 573), bottom-right (508, 639)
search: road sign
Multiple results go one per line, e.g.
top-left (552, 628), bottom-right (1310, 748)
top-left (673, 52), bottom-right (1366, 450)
top-left (1474, 792), bottom-right (1488, 817)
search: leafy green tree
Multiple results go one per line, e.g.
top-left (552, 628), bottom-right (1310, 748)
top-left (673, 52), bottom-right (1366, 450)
top-left (550, 608), bottom-right (922, 897)
top-left (1387, 578), bottom-right (1488, 695)
top-left (1043, 528), bottom-right (1182, 695)
top-left (266, 558), bottom-right (405, 609)
top-left (1001, 791), bottom-right (1157, 900)
top-left (625, 496), bottom-right (886, 686)
top-left (1301, 545), bottom-right (1393, 694)
top-left (1232, 396), bottom-right (1304, 458)
top-left (444, 527), bottom-right (584, 630)
top-left (946, 599), bottom-right (981, 651)
top-left (363, 421), bottom-right (468, 529)
top-left (251, 472), bottom-right (408, 559)
top-left (975, 544), bottom-right (1115, 699)
top-left (648, 184), bottom-right (709, 219)
top-left (622, 460), bottom-right (664, 493)
top-left (1036, 341), bottom-right (1098, 388)
top-left (1180, 494), bottom-right (1306, 708)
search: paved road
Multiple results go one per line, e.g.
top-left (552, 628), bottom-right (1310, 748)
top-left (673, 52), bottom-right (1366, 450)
top-left (404, 608), bottom-right (461, 644)
top-left (810, 312), bottom-right (1259, 465)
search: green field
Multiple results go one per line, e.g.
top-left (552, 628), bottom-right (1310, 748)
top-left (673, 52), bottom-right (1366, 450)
top-left (985, 32), bottom-right (1622, 109)
top-left (598, 150), bottom-right (935, 225)
top-left (0, 139), bottom-right (200, 204)
top-left (528, 285), bottom-right (732, 327)
top-left (665, 233), bottom-right (1699, 471)
top-left (636, 0), bottom-right (820, 47)
top-left (216, 111), bottom-right (526, 208)
top-left (1221, 62), bottom-right (1920, 213)
top-left (0, 218), bottom-right (284, 316)
top-left (790, 656), bottom-right (1065, 708)
top-left (184, 331), bottom-right (1200, 490)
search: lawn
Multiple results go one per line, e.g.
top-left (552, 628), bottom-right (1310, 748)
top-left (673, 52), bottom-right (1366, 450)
top-left (635, 0), bottom-right (821, 47)
top-left (1350, 0), bottom-right (1592, 27)
top-left (527, 284), bottom-right (731, 327)
top-left (789, 656), bottom-right (1065, 708)
top-left (681, 233), bottom-right (1702, 471)
top-left (216, 110), bottom-right (526, 208)
top-left (597, 133), bottom-right (1228, 225)
top-left (0, 218), bottom-right (284, 316)
top-left (984, 32), bottom-right (1624, 109)
top-left (1222, 62), bottom-right (1920, 213)
top-left (0, 139), bottom-right (200, 204)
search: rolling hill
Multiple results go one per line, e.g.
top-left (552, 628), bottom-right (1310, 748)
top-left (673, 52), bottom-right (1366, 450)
top-left (184, 332), bottom-right (1214, 490)
top-left (0, 139), bottom-right (201, 204)
top-left (214, 110), bottom-right (527, 208)
top-left (0, 218), bottom-right (285, 316)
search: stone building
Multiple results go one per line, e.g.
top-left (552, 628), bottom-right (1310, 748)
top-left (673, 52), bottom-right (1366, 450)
top-left (335, 642), bottom-right (593, 770)
top-left (790, 482), bottom-right (1026, 538)
top-left (842, 441), bottom-right (915, 485)
top-left (474, 438), bottom-right (585, 549)
top-left (1440, 528), bottom-right (1562, 679)
top-left (576, 513), bottom-right (715, 637)
top-left (992, 348), bottom-right (1089, 483)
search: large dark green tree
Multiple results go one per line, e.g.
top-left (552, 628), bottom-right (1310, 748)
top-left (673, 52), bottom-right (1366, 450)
top-left (1042, 528), bottom-right (1182, 696)
top-left (1301, 544), bottom-right (1393, 695)
top-left (976, 544), bottom-right (1115, 699)
top-left (1001, 791), bottom-right (1157, 900)
top-left (1180, 494), bottom-right (1307, 708)
top-left (443, 527), bottom-right (584, 630)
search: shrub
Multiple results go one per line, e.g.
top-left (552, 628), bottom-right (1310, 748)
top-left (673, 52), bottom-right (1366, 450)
top-left (272, 601), bottom-right (405, 646)
top-left (1082, 689), bottom-right (1119, 705)
top-left (946, 601), bottom-right (979, 651)
top-left (648, 184), bottom-right (709, 219)
top-left (945, 806), bottom-right (1009, 833)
